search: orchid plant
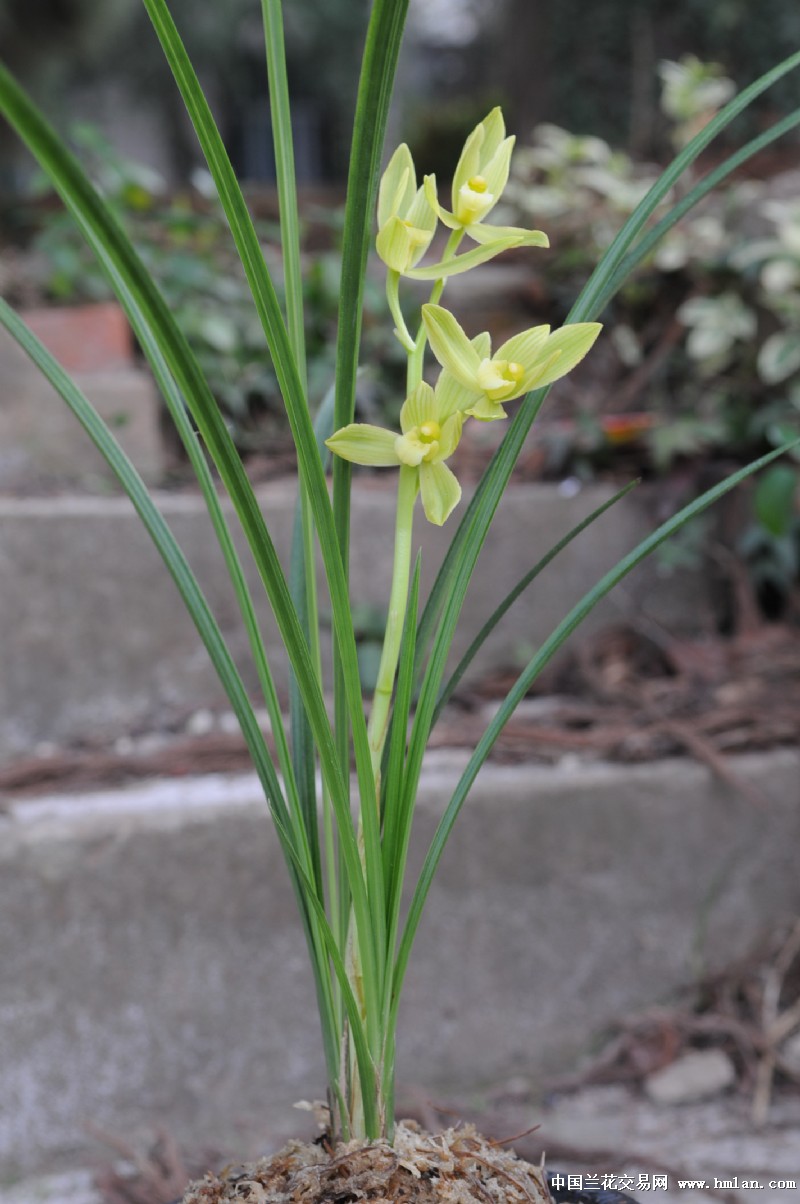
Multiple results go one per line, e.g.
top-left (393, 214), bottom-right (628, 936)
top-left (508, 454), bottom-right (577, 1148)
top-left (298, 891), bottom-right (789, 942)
top-left (1, 0), bottom-right (799, 1153)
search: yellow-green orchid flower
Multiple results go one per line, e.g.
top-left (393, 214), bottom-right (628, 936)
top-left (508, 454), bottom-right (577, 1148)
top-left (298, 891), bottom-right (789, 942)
top-left (376, 141), bottom-right (532, 289)
top-left (424, 108), bottom-right (549, 252)
top-left (423, 303), bottom-right (602, 421)
top-left (376, 144), bottom-right (438, 273)
top-left (325, 382), bottom-right (463, 524)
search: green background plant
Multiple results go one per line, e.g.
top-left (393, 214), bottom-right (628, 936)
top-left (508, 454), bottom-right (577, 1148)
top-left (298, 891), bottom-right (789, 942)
top-left (499, 61), bottom-right (799, 467)
top-left (15, 123), bottom-right (406, 451)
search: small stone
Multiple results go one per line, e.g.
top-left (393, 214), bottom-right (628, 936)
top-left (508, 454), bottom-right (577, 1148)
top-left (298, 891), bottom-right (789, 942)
top-left (645, 1049), bottom-right (736, 1105)
top-left (185, 708), bottom-right (215, 736)
top-left (253, 707), bottom-right (272, 733)
top-left (137, 732), bottom-right (168, 755)
top-left (779, 1030), bottom-right (800, 1073)
top-left (218, 710), bottom-right (241, 735)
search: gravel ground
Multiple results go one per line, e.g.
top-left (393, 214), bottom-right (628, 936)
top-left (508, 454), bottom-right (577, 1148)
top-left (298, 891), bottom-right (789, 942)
top-left (2, 1085), bottom-right (797, 1204)
top-left (531, 1084), bottom-right (800, 1204)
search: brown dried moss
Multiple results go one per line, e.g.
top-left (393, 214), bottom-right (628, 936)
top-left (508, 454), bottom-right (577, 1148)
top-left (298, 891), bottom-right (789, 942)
top-left (180, 1122), bottom-right (551, 1204)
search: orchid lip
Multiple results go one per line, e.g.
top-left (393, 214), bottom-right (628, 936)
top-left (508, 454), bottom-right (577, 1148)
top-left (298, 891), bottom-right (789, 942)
top-left (476, 357), bottom-right (519, 399)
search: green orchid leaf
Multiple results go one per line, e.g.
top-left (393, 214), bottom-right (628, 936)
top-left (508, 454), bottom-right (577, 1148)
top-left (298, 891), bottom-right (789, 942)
top-left (138, 0), bottom-right (391, 1021)
top-left (331, 7), bottom-right (412, 916)
top-left (261, 0), bottom-right (306, 385)
top-left (433, 480), bottom-right (640, 718)
top-left (392, 438), bottom-right (800, 1055)
top-left (4, 5), bottom-right (800, 1147)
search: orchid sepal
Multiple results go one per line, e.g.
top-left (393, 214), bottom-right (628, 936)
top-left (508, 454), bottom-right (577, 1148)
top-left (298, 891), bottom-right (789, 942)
top-left (422, 303), bottom-right (603, 421)
top-left (404, 236), bottom-right (523, 280)
top-left (376, 145), bottom-right (437, 273)
top-left (325, 424), bottom-right (402, 466)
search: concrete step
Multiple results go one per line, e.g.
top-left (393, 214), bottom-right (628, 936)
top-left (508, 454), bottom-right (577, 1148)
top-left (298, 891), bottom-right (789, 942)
top-left (0, 320), bottom-right (162, 492)
top-left (2, 749), bottom-right (798, 1180)
top-left (0, 481), bottom-right (705, 758)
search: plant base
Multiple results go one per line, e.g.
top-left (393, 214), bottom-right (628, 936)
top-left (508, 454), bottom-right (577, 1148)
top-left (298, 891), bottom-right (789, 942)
top-left (178, 1121), bottom-right (552, 1204)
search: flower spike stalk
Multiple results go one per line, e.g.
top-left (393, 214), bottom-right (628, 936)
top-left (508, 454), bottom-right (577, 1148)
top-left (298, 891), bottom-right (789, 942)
top-left (2, 1), bottom-right (799, 1152)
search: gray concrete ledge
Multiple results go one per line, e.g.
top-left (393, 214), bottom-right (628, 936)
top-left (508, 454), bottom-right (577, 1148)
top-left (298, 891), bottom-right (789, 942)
top-left (0, 481), bottom-right (705, 757)
top-left (0, 319), bottom-right (162, 492)
top-left (1, 749), bottom-right (798, 1179)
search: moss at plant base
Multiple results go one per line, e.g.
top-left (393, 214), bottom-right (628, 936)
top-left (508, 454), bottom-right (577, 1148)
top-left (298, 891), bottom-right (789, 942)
top-left (180, 1122), bottom-right (551, 1204)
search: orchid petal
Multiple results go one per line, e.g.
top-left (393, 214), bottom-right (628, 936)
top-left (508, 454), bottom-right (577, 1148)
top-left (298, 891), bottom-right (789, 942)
top-left (376, 213), bottom-right (435, 273)
top-left (434, 411), bottom-right (464, 461)
top-left (481, 135), bottom-right (515, 208)
top-left (452, 123), bottom-right (483, 201)
top-left (434, 368), bottom-right (482, 418)
top-left (451, 109), bottom-right (513, 225)
top-left (400, 381), bottom-right (436, 433)
top-left (376, 216), bottom-right (413, 272)
top-left (479, 107), bottom-right (506, 160)
top-left (424, 174), bottom-right (459, 229)
top-left (466, 396), bottom-right (508, 422)
top-left (405, 183), bottom-right (437, 237)
top-left (394, 433), bottom-right (427, 466)
top-left (496, 325), bottom-right (551, 371)
top-left (471, 331), bottom-right (492, 359)
top-left (378, 144), bottom-right (415, 227)
top-left (419, 460), bottom-right (462, 525)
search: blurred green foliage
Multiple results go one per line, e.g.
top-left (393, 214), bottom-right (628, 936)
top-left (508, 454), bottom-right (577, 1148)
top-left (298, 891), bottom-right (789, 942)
top-left (497, 58), bottom-right (800, 482)
top-left (22, 124), bottom-right (405, 452)
top-left (493, 0), bottom-right (800, 152)
top-left (739, 464), bottom-right (800, 616)
top-left (0, 0), bottom-right (368, 179)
